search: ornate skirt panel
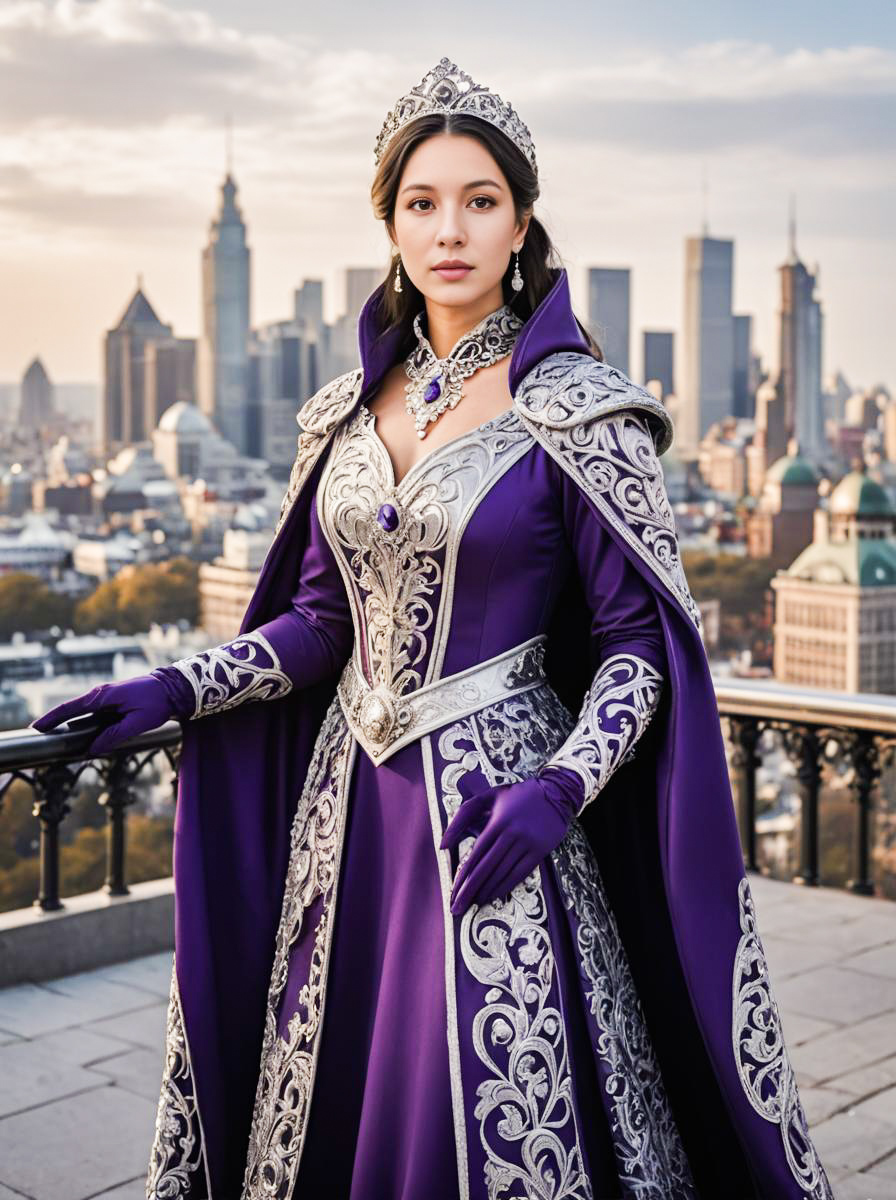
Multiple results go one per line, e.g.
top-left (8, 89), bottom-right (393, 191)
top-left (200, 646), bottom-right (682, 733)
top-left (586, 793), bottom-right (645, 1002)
top-left (145, 956), bottom-right (211, 1198)
top-left (428, 682), bottom-right (697, 1200)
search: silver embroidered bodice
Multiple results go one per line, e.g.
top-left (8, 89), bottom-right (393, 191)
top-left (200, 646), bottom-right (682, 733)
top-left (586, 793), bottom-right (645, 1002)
top-left (316, 403), bottom-right (533, 697)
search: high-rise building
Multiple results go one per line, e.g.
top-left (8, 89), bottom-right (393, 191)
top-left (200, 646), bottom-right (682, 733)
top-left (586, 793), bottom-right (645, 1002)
top-left (772, 469), bottom-right (896, 693)
top-left (19, 358), bottom-right (55, 430)
top-left (197, 172), bottom-right (251, 455)
top-left (144, 338), bottom-right (196, 432)
top-left (732, 314), bottom-right (755, 420)
top-left (680, 234), bottom-right (734, 453)
top-left (643, 331), bottom-right (674, 399)
top-left (587, 267), bottom-right (630, 375)
top-left (103, 285), bottom-right (173, 451)
top-left (778, 205), bottom-right (824, 459)
top-left (345, 268), bottom-right (382, 325)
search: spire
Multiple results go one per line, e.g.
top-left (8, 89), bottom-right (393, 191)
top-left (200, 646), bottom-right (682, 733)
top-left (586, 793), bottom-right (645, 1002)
top-left (788, 193), bottom-right (799, 264)
top-left (225, 112), bottom-right (234, 176)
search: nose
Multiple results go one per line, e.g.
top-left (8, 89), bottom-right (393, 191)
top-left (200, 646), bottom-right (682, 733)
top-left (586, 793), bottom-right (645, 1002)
top-left (436, 204), bottom-right (466, 247)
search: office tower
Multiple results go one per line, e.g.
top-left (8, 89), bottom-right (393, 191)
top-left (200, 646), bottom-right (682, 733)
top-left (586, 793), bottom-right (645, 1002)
top-left (19, 358), bottom-right (55, 430)
top-left (778, 205), bottom-right (824, 459)
top-left (587, 267), bottom-right (630, 376)
top-left (681, 234), bottom-right (734, 453)
top-left (103, 285), bottom-right (173, 451)
top-left (294, 279), bottom-right (324, 339)
top-left (642, 331), bottom-right (674, 399)
top-left (144, 338), bottom-right (196, 431)
top-left (732, 314), bottom-right (755, 420)
top-left (197, 171), bottom-right (251, 455)
top-left (345, 268), bottom-right (382, 324)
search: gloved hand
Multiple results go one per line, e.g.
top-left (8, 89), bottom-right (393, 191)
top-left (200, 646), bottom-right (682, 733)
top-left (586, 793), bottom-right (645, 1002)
top-left (30, 676), bottom-right (178, 756)
top-left (439, 770), bottom-right (582, 916)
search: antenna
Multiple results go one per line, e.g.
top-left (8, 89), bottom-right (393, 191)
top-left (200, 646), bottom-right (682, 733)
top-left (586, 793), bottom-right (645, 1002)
top-left (788, 192), bottom-right (797, 260)
top-left (701, 162), bottom-right (709, 237)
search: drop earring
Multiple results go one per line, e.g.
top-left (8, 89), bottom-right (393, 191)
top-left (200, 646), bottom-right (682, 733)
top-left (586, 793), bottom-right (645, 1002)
top-left (511, 250), bottom-right (524, 293)
top-left (393, 256), bottom-right (403, 293)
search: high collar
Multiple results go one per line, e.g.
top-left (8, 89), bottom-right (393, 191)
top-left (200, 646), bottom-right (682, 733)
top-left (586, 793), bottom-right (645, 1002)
top-left (356, 266), bottom-right (590, 405)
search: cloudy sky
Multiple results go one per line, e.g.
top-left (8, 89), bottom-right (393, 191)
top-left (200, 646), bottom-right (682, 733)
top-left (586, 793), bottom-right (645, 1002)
top-left (0, 0), bottom-right (893, 391)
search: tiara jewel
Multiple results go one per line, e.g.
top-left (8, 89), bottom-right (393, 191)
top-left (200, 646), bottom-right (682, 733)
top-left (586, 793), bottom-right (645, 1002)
top-left (374, 57), bottom-right (538, 177)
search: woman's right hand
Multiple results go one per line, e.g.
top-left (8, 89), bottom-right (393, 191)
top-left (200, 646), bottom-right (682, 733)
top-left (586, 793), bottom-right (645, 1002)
top-left (30, 675), bottom-right (178, 756)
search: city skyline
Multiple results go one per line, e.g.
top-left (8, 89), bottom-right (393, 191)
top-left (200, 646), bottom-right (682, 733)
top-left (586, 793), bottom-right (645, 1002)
top-left (0, 1), bottom-right (893, 388)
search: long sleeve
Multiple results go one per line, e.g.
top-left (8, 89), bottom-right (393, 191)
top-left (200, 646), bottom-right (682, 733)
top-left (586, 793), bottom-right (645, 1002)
top-left (535, 465), bottom-right (666, 818)
top-left (152, 488), bottom-right (354, 721)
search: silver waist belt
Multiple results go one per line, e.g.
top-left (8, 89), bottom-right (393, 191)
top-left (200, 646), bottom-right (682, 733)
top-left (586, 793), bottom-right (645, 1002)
top-left (337, 634), bottom-right (548, 766)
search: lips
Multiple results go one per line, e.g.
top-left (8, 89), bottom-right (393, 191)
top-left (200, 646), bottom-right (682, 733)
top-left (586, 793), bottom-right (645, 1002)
top-left (433, 263), bottom-right (473, 280)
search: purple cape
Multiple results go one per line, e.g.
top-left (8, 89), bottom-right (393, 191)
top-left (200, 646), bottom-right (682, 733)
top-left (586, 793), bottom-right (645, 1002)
top-left (162, 269), bottom-right (830, 1199)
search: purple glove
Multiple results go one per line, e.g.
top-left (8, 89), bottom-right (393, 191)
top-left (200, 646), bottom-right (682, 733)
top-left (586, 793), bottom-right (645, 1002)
top-left (30, 676), bottom-right (177, 756)
top-left (439, 768), bottom-right (584, 915)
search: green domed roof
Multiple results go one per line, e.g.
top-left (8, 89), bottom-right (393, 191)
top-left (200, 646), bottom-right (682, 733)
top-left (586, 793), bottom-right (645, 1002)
top-left (829, 471), bottom-right (893, 516)
top-left (766, 454), bottom-right (819, 487)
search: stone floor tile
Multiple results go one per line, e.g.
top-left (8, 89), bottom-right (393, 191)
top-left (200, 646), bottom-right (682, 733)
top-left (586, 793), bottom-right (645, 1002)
top-left (0, 1034), bottom-right (108, 1118)
top-left (843, 943), bottom-right (896, 980)
top-left (84, 1000), bottom-right (167, 1051)
top-left (91, 952), bottom-right (173, 999)
top-left (810, 1109), bottom-right (896, 1174)
top-left (791, 1013), bottom-right (896, 1085)
top-left (774, 965), bottom-right (896, 1025)
top-left (834, 1166), bottom-right (896, 1200)
top-left (0, 1085), bottom-right (155, 1200)
top-left (86, 1045), bottom-right (166, 1102)
top-left (849, 1085), bottom-right (896, 1128)
top-left (0, 980), bottom-right (159, 1039)
top-left (799, 1084), bottom-right (855, 1125)
top-left (86, 1178), bottom-right (148, 1199)
top-left (835, 1056), bottom-right (896, 1098)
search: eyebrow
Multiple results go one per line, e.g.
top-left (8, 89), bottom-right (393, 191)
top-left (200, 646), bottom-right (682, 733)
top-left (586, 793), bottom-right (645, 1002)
top-left (399, 178), bottom-right (504, 195)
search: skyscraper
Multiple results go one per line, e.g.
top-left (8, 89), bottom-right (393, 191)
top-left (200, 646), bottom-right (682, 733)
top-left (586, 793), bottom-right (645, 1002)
top-left (778, 204), bottom-right (824, 459)
top-left (732, 314), bottom-right (755, 420)
top-left (197, 172), bottom-right (251, 454)
top-left (681, 234), bottom-right (735, 453)
top-left (19, 358), bottom-right (55, 430)
top-left (103, 284), bottom-right (173, 451)
top-left (586, 267), bottom-right (630, 375)
top-left (643, 331), bottom-right (674, 399)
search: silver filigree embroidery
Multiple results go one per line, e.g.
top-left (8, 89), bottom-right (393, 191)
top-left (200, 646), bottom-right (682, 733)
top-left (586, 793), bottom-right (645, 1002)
top-left (514, 353), bottom-right (700, 632)
top-left (317, 405), bottom-right (532, 702)
top-left (539, 652), bottom-right (663, 816)
top-left (145, 957), bottom-right (209, 1198)
top-left (439, 683), bottom-right (695, 1199)
top-left (241, 694), bottom-right (356, 1197)
top-left (167, 629), bottom-right (292, 719)
top-left (552, 822), bottom-right (697, 1198)
top-left (274, 367), bottom-right (364, 537)
top-left (437, 684), bottom-right (593, 1200)
top-left (733, 877), bottom-right (834, 1200)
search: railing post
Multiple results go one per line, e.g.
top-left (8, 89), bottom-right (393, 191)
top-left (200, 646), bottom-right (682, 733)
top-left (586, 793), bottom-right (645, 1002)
top-left (730, 717), bottom-right (761, 872)
top-left (846, 731), bottom-right (878, 896)
top-left (31, 761), bottom-right (78, 912)
top-left (784, 725), bottom-right (821, 887)
top-left (98, 754), bottom-right (140, 897)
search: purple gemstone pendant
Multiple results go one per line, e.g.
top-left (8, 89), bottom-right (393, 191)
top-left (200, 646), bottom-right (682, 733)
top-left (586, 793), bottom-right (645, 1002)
top-left (376, 502), bottom-right (399, 532)
top-left (423, 376), bottom-right (441, 404)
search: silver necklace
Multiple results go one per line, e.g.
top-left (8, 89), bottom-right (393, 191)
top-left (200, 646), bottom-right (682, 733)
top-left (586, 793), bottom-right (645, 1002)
top-left (403, 304), bottom-right (523, 439)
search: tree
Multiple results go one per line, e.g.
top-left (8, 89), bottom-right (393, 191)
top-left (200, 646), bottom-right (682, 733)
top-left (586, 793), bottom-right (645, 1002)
top-left (0, 572), bottom-right (73, 639)
top-left (74, 557), bottom-right (199, 633)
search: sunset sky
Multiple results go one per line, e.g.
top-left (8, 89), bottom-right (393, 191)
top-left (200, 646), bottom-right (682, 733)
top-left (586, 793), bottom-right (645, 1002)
top-left (0, 0), bottom-right (893, 391)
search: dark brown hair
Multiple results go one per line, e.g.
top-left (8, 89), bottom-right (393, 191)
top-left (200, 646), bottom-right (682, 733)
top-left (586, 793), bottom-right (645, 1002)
top-left (369, 113), bottom-right (603, 362)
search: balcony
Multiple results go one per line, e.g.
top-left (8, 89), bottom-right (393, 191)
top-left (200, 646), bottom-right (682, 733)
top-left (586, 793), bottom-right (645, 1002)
top-left (0, 679), bottom-right (894, 1197)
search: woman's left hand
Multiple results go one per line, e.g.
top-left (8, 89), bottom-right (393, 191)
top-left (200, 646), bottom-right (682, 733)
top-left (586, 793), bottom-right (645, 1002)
top-left (439, 776), bottom-right (573, 915)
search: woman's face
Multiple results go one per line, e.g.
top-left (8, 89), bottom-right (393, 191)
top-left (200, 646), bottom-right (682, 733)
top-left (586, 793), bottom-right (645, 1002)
top-left (390, 132), bottom-right (529, 311)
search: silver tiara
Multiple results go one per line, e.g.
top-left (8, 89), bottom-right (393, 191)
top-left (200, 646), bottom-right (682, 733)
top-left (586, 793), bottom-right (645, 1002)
top-left (373, 57), bottom-right (538, 176)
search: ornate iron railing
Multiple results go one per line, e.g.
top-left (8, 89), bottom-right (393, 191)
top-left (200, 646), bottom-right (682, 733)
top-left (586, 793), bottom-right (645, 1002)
top-left (717, 678), bottom-right (896, 897)
top-left (0, 721), bottom-right (181, 912)
top-left (2, 676), bottom-right (895, 914)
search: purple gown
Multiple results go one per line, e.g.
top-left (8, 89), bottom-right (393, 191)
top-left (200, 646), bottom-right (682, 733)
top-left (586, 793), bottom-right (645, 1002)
top-left (145, 269), bottom-right (833, 1200)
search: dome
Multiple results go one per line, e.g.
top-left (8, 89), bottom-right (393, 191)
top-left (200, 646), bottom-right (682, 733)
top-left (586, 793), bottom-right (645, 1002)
top-left (766, 454), bottom-right (819, 487)
top-left (158, 401), bottom-right (213, 435)
top-left (829, 471), bottom-right (893, 517)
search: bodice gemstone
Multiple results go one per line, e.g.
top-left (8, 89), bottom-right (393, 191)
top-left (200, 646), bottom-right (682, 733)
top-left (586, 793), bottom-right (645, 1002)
top-left (376, 502), bottom-right (399, 532)
top-left (423, 377), bottom-right (441, 404)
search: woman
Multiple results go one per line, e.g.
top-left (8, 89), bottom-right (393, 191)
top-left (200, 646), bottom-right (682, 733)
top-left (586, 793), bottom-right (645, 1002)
top-left (33, 59), bottom-right (832, 1200)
